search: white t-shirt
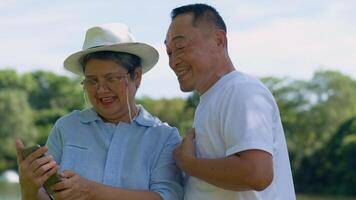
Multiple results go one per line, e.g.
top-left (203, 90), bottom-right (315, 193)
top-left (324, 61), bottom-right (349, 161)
top-left (184, 71), bottom-right (295, 200)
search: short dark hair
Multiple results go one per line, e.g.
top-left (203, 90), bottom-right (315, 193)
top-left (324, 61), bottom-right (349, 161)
top-left (80, 51), bottom-right (141, 80)
top-left (171, 3), bottom-right (226, 32)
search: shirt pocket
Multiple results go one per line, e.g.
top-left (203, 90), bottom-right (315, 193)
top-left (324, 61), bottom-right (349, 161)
top-left (60, 144), bottom-right (89, 177)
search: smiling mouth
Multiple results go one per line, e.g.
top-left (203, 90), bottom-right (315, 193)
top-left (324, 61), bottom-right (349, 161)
top-left (176, 68), bottom-right (191, 81)
top-left (99, 96), bottom-right (116, 105)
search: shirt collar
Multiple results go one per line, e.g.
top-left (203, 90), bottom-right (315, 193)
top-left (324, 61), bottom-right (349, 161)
top-left (78, 107), bottom-right (102, 123)
top-left (78, 106), bottom-right (158, 127)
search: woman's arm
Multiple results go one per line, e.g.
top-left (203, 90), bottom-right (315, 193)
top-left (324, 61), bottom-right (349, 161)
top-left (52, 171), bottom-right (162, 200)
top-left (15, 139), bottom-right (57, 200)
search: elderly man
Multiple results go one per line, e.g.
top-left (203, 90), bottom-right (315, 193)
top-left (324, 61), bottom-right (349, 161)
top-left (165, 3), bottom-right (295, 200)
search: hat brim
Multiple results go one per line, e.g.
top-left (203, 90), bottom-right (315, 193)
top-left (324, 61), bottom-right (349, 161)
top-left (63, 42), bottom-right (159, 75)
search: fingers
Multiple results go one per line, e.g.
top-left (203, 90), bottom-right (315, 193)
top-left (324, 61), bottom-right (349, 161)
top-left (38, 164), bottom-right (59, 185)
top-left (33, 159), bottom-right (57, 177)
top-left (173, 144), bottom-right (181, 156)
top-left (60, 170), bottom-right (76, 178)
top-left (191, 128), bottom-right (196, 136)
top-left (186, 132), bottom-right (195, 140)
top-left (52, 173), bottom-right (91, 200)
top-left (52, 178), bottom-right (71, 191)
top-left (187, 128), bottom-right (196, 137)
top-left (36, 155), bottom-right (55, 166)
top-left (52, 171), bottom-right (76, 192)
top-left (29, 155), bottom-right (54, 170)
top-left (17, 143), bottom-right (57, 189)
top-left (53, 188), bottom-right (72, 200)
top-left (15, 139), bottom-right (25, 163)
top-left (28, 146), bottom-right (48, 161)
top-left (182, 129), bottom-right (195, 143)
top-left (26, 150), bottom-right (52, 173)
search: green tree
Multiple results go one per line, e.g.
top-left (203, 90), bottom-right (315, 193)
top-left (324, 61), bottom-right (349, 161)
top-left (262, 71), bottom-right (356, 194)
top-left (25, 71), bottom-right (85, 144)
top-left (28, 71), bottom-right (84, 111)
top-left (296, 116), bottom-right (356, 195)
top-left (0, 69), bottom-right (22, 89)
top-left (0, 69), bottom-right (38, 93)
top-left (0, 89), bottom-right (37, 172)
top-left (136, 97), bottom-right (189, 134)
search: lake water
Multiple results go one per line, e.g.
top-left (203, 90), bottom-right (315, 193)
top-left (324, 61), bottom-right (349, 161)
top-left (0, 182), bottom-right (355, 200)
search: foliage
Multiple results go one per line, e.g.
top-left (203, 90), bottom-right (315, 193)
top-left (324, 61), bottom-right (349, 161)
top-left (0, 70), bottom-right (85, 172)
top-left (0, 69), bottom-right (355, 196)
top-left (295, 116), bottom-right (356, 195)
top-left (0, 89), bottom-right (37, 170)
top-left (261, 71), bottom-right (356, 195)
top-left (28, 71), bottom-right (84, 110)
top-left (137, 96), bottom-right (194, 134)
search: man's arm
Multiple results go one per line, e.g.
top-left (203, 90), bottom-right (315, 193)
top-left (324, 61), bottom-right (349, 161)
top-left (173, 130), bottom-right (273, 191)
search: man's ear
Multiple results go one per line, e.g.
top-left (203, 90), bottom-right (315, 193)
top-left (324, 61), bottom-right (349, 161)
top-left (214, 29), bottom-right (227, 49)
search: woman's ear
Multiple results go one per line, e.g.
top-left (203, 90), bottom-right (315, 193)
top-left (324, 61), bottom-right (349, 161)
top-left (134, 68), bottom-right (142, 89)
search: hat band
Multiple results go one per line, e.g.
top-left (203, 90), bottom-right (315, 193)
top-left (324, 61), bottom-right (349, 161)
top-left (86, 45), bottom-right (104, 50)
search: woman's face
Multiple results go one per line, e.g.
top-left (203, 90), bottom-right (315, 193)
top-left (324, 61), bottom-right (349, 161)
top-left (83, 58), bottom-right (141, 123)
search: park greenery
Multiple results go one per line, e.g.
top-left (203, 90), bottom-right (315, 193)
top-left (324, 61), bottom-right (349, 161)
top-left (0, 69), bottom-right (355, 196)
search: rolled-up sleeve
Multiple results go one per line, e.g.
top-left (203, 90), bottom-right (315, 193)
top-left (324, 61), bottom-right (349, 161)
top-left (150, 128), bottom-right (183, 200)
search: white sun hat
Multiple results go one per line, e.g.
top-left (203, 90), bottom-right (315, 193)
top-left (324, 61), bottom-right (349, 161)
top-left (63, 23), bottom-right (159, 75)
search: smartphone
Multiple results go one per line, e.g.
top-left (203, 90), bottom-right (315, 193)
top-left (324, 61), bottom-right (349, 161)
top-left (22, 144), bottom-right (61, 195)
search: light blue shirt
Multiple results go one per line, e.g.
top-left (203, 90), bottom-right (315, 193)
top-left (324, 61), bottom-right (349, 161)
top-left (46, 106), bottom-right (183, 200)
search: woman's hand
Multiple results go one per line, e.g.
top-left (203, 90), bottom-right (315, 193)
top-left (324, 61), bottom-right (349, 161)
top-left (15, 139), bottom-right (58, 198)
top-left (52, 170), bottom-right (93, 200)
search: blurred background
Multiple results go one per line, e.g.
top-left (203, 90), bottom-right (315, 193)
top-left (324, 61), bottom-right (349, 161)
top-left (0, 1), bottom-right (355, 199)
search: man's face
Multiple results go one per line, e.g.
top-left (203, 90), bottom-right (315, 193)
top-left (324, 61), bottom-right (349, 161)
top-left (165, 14), bottom-right (216, 94)
top-left (83, 59), bottom-right (140, 122)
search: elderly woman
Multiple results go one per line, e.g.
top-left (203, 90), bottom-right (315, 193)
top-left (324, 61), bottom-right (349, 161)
top-left (16, 23), bottom-right (183, 200)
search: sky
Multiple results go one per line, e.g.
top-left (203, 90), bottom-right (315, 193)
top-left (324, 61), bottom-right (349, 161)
top-left (1, 0), bottom-right (355, 98)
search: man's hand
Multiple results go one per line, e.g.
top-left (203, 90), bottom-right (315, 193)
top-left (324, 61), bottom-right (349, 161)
top-left (173, 128), bottom-right (196, 172)
top-left (15, 139), bottom-right (58, 198)
top-left (52, 170), bottom-right (93, 200)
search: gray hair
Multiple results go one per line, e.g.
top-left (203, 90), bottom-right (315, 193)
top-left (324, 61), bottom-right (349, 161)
top-left (79, 51), bottom-right (142, 80)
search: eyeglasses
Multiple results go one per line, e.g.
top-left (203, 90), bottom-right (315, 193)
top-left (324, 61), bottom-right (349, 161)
top-left (81, 73), bottom-right (129, 91)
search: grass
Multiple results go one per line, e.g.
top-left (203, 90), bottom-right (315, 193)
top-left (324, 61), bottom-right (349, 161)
top-left (297, 194), bottom-right (356, 200)
top-left (1, 182), bottom-right (356, 200)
